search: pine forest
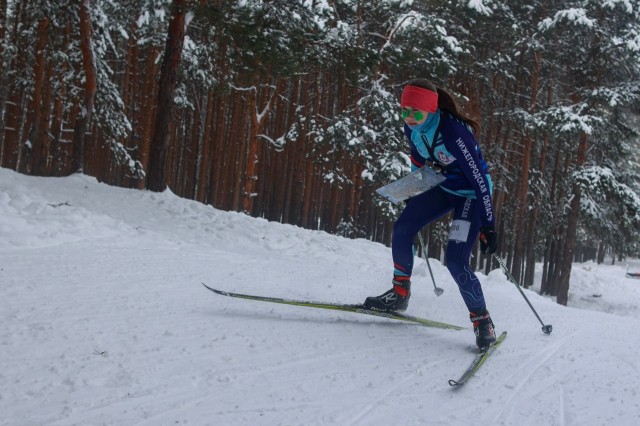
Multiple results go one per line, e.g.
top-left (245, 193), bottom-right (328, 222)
top-left (2, 0), bottom-right (640, 305)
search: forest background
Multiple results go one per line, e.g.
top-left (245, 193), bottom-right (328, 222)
top-left (1, 0), bottom-right (640, 306)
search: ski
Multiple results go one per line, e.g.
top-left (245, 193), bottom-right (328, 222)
top-left (448, 331), bottom-right (508, 387)
top-left (202, 283), bottom-right (464, 330)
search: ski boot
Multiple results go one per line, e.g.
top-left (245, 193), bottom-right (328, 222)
top-left (470, 309), bottom-right (496, 350)
top-left (363, 276), bottom-right (411, 312)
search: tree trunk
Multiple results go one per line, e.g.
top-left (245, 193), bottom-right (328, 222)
top-left (0, 0), bottom-right (6, 75)
top-left (597, 242), bottom-right (606, 264)
top-left (136, 45), bottom-right (161, 188)
top-left (0, 0), bottom-right (9, 165)
top-left (287, 79), bottom-right (304, 225)
top-left (20, 16), bottom-right (49, 174)
top-left (242, 81), bottom-right (276, 213)
top-left (528, 86), bottom-right (553, 290)
top-left (32, 61), bottom-right (53, 175)
top-left (511, 131), bottom-right (532, 283)
top-left (231, 93), bottom-right (246, 211)
top-left (196, 91), bottom-right (215, 202)
top-left (302, 74), bottom-right (322, 228)
top-left (524, 131), bottom-right (546, 289)
top-left (242, 86), bottom-right (260, 213)
top-left (210, 90), bottom-right (227, 206)
top-left (556, 131), bottom-right (589, 306)
top-left (49, 20), bottom-right (69, 176)
top-left (72, 1), bottom-right (96, 174)
top-left (147, 0), bottom-right (187, 192)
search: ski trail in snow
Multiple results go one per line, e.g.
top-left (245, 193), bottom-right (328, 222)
top-left (4, 169), bottom-right (640, 426)
top-left (559, 383), bottom-right (568, 426)
top-left (346, 371), bottom-right (418, 426)
top-left (345, 358), bottom-right (449, 426)
top-left (493, 332), bottom-right (578, 425)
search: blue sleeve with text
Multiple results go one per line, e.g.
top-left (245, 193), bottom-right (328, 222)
top-left (440, 118), bottom-right (495, 228)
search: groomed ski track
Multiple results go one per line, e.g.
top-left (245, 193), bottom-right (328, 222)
top-left (2, 168), bottom-right (640, 425)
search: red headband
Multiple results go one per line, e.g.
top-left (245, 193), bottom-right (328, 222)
top-left (400, 85), bottom-right (438, 113)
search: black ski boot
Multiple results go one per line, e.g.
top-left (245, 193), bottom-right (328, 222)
top-left (363, 277), bottom-right (411, 312)
top-left (470, 309), bottom-right (496, 350)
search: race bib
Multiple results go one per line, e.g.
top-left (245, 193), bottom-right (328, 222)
top-left (449, 219), bottom-right (471, 242)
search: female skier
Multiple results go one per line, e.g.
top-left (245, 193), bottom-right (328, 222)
top-left (364, 78), bottom-right (499, 349)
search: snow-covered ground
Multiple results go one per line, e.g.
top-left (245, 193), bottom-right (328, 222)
top-left (2, 167), bottom-right (640, 426)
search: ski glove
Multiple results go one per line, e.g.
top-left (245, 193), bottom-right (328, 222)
top-left (479, 226), bottom-right (498, 255)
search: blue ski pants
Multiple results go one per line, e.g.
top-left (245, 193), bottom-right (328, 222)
top-left (392, 187), bottom-right (486, 312)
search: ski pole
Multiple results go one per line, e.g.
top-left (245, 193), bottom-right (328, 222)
top-left (492, 254), bottom-right (553, 334)
top-left (417, 232), bottom-right (444, 296)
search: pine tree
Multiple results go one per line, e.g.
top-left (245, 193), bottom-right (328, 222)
top-left (147, 0), bottom-right (189, 192)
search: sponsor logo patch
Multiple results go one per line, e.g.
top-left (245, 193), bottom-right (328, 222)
top-left (437, 151), bottom-right (455, 165)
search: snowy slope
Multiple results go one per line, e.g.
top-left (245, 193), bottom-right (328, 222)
top-left (1, 167), bottom-right (640, 426)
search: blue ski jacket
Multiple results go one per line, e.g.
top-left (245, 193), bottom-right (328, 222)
top-left (404, 109), bottom-right (495, 228)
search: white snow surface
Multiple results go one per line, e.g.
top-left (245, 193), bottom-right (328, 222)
top-left (2, 167), bottom-right (640, 426)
